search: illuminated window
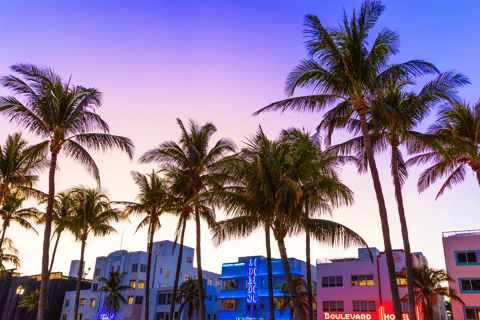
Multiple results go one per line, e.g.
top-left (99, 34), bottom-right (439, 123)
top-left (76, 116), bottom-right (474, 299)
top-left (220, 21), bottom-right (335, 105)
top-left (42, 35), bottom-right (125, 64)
top-left (352, 301), bottom-right (376, 312)
top-left (138, 280), bottom-right (145, 289)
top-left (322, 301), bottom-right (344, 312)
top-left (166, 269), bottom-right (170, 278)
top-left (207, 278), bottom-right (213, 286)
top-left (224, 279), bottom-right (240, 290)
top-left (322, 276), bottom-right (342, 287)
top-left (80, 298), bottom-right (85, 307)
top-left (222, 299), bottom-right (237, 310)
top-left (351, 275), bottom-right (374, 286)
top-left (216, 280), bottom-right (221, 287)
top-left (396, 274), bottom-right (407, 286)
top-left (90, 299), bottom-right (95, 307)
top-left (273, 298), bottom-right (283, 309)
top-left (130, 280), bottom-right (136, 288)
top-left (465, 307), bottom-right (480, 320)
top-left (128, 296), bottom-right (134, 304)
top-left (184, 274), bottom-right (190, 280)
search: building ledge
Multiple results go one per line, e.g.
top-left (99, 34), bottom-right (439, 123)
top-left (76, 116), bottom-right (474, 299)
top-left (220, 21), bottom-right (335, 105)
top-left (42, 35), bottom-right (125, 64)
top-left (442, 229), bottom-right (480, 238)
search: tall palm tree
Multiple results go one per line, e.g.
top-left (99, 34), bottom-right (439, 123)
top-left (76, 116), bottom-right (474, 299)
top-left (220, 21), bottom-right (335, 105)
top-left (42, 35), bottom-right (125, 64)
top-left (0, 133), bottom-right (48, 205)
top-left (98, 271), bottom-right (130, 317)
top-left (408, 100), bottom-right (480, 198)
top-left (18, 289), bottom-right (39, 320)
top-left (253, 2), bottom-right (438, 318)
top-left (68, 187), bottom-right (123, 320)
top-left (323, 72), bottom-right (468, 320)
top-left (139, 118), bottom-right (235, 320)
top-left (407, 265), bottom-right (464, 320)
top-left (0, 190), bottom-right (40, 249)
top-left (280, 128), bottom-right (354, 320)
top-left (178, 279), bottom-right (203, 320)
top-left (280, 277), bottom-right (309, 320)
top-left (0, 64), bottom-right (134, 320)
top-left (120, 170), bottom-right (170, 320)
top-left (0, 237), bottom-right (20, 273)
top-left (213, 128), bottom-right (368, 320)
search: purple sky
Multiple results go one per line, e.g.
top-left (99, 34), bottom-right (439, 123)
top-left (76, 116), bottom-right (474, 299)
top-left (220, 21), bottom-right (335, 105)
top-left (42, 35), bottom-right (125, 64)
top-left (1, 0), bottom-right (479, 277)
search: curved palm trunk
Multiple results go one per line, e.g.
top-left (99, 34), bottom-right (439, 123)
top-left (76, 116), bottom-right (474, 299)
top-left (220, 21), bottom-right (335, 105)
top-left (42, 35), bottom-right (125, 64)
top-left (145, 220), bottom-right (155, 320)
top-left (276, 236), bottom-right (305, 320)
top-left (194, 203), bottom-right (205, 320)
top-left (391, 147), bottom-right (416, 320)
top-left (357, 111), bottom-right (402, 320)
top-left (73, 237), bottom-right (87, 320)
top-left (38, 151), bottom-right (58, 320)
top-left (170, 218), bottom-right (187, 320)
top-left (265, 224), bottom-right (275, 320)
top-left (0, 223), bottom-right (8, 250)
top-left (48, 232), bottom-right (62, 276)
top-left (305, 229), bottom-right (313, 320)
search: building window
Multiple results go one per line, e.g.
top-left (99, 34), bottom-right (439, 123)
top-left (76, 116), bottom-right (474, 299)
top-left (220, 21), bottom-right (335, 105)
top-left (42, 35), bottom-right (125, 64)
top-left (130, 280), bottom-right (136, 288)
top-left (460, 278), bottom-right (480, 292)
top-left (215, 296), bottom-right (218, 302)
top-left (216, 280), bottom-right (221, 287)
top-left (274, 276), bottom-right (285, 288)
top-left (273, 298), bottom-right (283, 309)
top-left (322, 301), bottom-right (344, 312)
top-left (207, 278), bottom-right (213, 286)
top-left (184, 274), bottom-right (190, 280)
top-left (313, 281), bottom-right (317, 292)
top-left (93, 283), bottom-right (98, 292)
top-left (353, 301), bottom-right (376, 312)
top-left (62, 315), bottom-right (67, 320)
top-left (351, 275), bottom-right (374, 286)
top-left (94, 268), bottom-right (101, 276)
top-left (322, 276), bottom-right (343, 287)
top-left (187, 256), bottom-right (193, 263)
top-left (456, 251), bottom-right (479, 265)
top-left (135, 296), bottom-right (143, 305)
top-left (80, 298), bottom-right (85, 307)
top-left (90, 299), bottom-right (95, 307)
top-left (166, 269), bottom-right (170, 278)
top-left (224, 279), bottom-right (241, 290)
top-left (207, 315), bottom-right (211, 320)
top-left (222, 299), bottom-right (237, 310)
top-left (65, 300), bottom-right (70, 307)
top-left (79, 314), bottom-right (82, 320)
top-left (131, 264), bottom-right (138, 273)
top-left (313, 301), bottom-right (317, 311)
top-left (208, 295), bottom-right (212, 301)
top-left (164, 284), bottom-right (168, 287)
top-left (138, 280), bottom-right (145, 289)
top-left (140, 264), bottom-right (147, 272)
top-left (128, 296), bottom-right (134, 304)
top-left (160, 268), bottom-right (163, 274)
top-left (396, 274), bottom-right (407, 286)
top-left (175, 312), bottom-right (179, 320)
top-left (465, 307), bottom-right (480, 320)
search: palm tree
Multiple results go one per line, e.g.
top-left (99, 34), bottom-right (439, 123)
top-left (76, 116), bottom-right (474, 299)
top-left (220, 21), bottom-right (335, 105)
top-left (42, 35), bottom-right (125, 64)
top-left (213, 128), bottom-right (368, 320)
top-left (68, 187), bottom-right (123, 320)
top-left (253, 2), bottom-right (438, 318)
top-left (18, 289), bottom-right (39, 320)
top-left (0, 133), bottom-right (48, 205)
top-left (178, 279), bottom-right (203, 320)
top-left (0, 190), bottom-right (40, 249)
top-left (139, 118), bottom-right (235, 320)
top-left (406, 265), bottom-right (464, 320)
top-left (0, 64), bottom-right (134, 320)
top-left (324, 72), bottom-right (468, 320)
top-left (121, 170), bottom-right (170, 320)
top-left (98, 271), bottom-right (130, 317)
top-left (0, 237), bottom-right (20, 273)
top-left (280, 277), bottom-right (309, 320)
top-left (408, 100), bottom-right (480, 198)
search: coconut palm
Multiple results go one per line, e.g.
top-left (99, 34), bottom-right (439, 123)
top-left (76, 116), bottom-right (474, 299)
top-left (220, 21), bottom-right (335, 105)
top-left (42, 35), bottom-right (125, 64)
top-left (120, 170), bottom-right (170, 320)
top-left (0, 237), bottom-right (20, 273)
top-left (213, 128), bottom-right (368, 320)
top-left (18, 289), bottom-right (39, 320)
top-left (98, 271), bottom-right (130, 317)
top-left (0, 64), bottom-right (134, 320)
top-left (408, 100), bottom-right (480, 198)
top-left (0, 133), bottom-right (48, 205)
top-left (253, 2), bottom-right (438, 318)
top-left (406, 265), bottom-right (464, 320)
top-left (0, 190), bottom-right (40, 249)
top-left (178, 279), bottom-right (204, 320)
top-left (280, 277), bottom-right (309, 320)
top-left (139, 118), bottom-right (235, 320)
top-left (324, 72), bottom-right (468, 320)
top-left (68, 187), bottom-right (123, 320)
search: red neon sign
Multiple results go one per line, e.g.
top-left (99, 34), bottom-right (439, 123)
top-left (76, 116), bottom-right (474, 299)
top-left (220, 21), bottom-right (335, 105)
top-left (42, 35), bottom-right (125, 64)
top-left (323, 313), bottom-right (411, 320)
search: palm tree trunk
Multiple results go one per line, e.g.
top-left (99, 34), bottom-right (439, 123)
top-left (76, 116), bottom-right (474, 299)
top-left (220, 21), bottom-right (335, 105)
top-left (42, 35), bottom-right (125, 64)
top-left (305, 229), bottom-right (313, 320)
top-left (265, 224), bottom-right (275, 320)
top-left (391, 146), bottom-right (416, 320)
top-left (276, 236), bottom-right (305, 320)
top-left (38, 150), bottom-right (58, 320)
top-left (0, 223), bottom-right (8, 250)
top-left (194, 203), bottom-right (205, 320)
top-left (476, 169), bottom-right (480, 186)
top-left (170, 218), bottom-right (187, 320)
top-left (145, 219), bottom-right (155, 320)
top-left (73, 237), bottom-right (87, 320)
top-left (48, 232), bottom-right (62, 276)
top-left (357, 110), bottom-right (402, 320)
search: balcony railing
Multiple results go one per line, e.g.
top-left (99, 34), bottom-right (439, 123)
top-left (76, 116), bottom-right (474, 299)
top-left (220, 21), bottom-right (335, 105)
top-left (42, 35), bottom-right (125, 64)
top-left (442, 229), bottom-right (480, 238)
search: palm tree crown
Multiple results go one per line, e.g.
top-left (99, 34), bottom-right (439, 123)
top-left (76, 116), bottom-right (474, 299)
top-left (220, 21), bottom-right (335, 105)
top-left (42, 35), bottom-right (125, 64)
top-left (98, 271), bottom-right (131, 315)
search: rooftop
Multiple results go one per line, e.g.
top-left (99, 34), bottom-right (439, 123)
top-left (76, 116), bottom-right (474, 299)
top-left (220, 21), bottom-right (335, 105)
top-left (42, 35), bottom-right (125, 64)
top-left (442, 229), bottom-right (480, 238)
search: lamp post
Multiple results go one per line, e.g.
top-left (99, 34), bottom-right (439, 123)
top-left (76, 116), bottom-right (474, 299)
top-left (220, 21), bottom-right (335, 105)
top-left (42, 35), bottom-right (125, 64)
top-left (11, 285), bottom-right (25, 320)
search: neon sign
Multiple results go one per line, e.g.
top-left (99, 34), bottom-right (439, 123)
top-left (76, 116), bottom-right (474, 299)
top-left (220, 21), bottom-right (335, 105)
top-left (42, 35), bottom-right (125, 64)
top-left (246, 257), bottom-right (258, 316)
top-left (323, 313), bottom-right (411, 320)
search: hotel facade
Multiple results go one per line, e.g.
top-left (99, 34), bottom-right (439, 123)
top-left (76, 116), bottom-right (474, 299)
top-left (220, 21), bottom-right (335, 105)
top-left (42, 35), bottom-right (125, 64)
top-left (442, 230), bottom-right (480, 320)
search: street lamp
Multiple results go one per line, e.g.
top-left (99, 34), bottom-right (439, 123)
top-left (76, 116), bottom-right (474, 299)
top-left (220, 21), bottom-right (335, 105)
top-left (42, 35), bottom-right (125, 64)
top-left (11, 285), bottom-right (25, 320)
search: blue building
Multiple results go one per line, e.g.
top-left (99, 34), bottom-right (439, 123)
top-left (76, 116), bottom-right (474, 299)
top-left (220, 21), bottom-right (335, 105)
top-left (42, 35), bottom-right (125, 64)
top-left (218, 256), bottom-right (316, 320)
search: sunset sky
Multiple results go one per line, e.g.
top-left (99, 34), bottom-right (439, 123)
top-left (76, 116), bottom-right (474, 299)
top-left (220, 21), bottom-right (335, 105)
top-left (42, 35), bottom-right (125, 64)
top-left (1, 0), bottom-right (479, 277)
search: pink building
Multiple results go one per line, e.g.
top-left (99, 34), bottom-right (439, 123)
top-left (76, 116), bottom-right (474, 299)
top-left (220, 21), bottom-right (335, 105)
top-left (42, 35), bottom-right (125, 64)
top-left (316, 248), bottom-right (446, 320)
top-left (442, 230), bottom-right (480, 320)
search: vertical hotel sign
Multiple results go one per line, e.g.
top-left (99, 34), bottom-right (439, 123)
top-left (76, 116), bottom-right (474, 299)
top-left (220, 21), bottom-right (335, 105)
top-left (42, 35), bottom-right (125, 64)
top-left (246, 257), bottom-right (259, 317)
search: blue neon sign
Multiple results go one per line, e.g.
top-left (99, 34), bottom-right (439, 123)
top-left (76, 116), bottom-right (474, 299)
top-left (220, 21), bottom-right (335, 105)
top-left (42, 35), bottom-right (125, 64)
top-left (246, 257), bottom-right (259, 316)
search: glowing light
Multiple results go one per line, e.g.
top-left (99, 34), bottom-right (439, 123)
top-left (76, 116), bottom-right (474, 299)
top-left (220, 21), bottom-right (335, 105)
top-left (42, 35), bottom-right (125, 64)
top-left (246, 257), bottom-right (258, 316)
